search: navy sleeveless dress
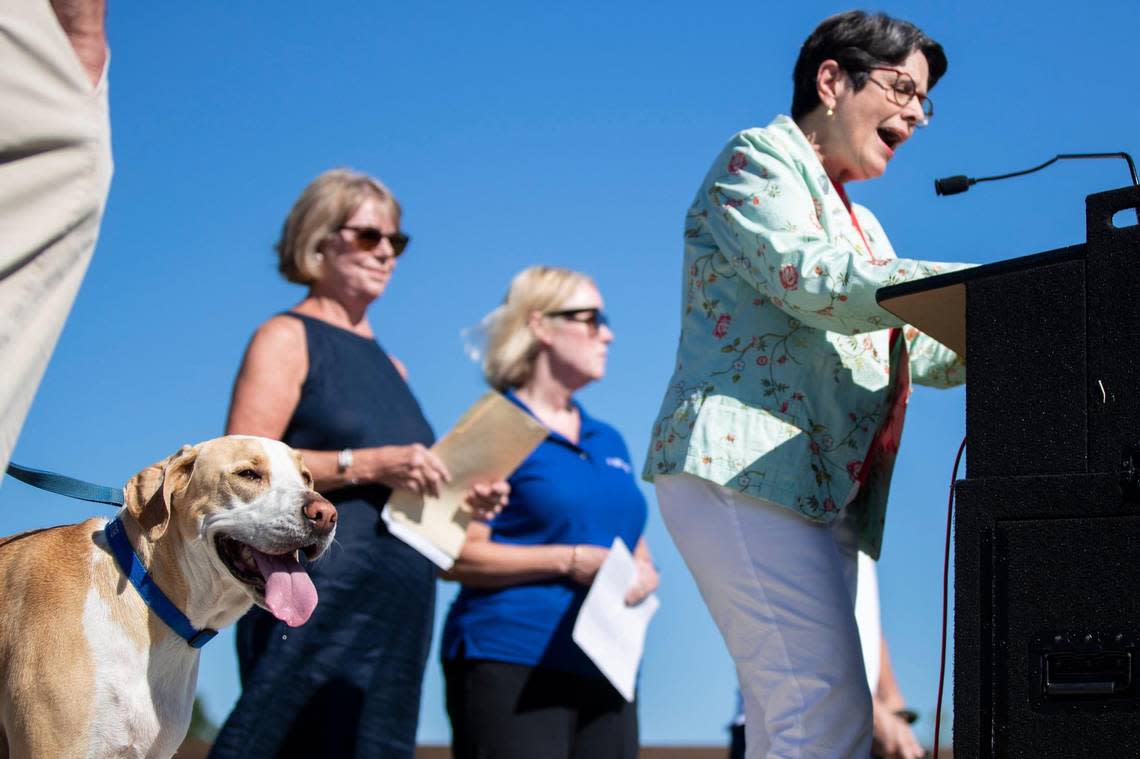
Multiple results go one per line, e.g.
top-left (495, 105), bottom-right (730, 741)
top-left (210, 312), bottom-right (436, 759)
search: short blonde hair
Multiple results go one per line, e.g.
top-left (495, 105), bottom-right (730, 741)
top-left (483, 266), bottom-right (595, 391)
top-left (275, 168), bottom-right (402, 285)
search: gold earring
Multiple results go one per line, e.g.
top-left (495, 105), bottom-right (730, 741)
top-left (826, 106), bottom-right (834, 118)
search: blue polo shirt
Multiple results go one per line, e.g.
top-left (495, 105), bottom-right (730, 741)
top-left (441, 391), bottom-right (648, 678)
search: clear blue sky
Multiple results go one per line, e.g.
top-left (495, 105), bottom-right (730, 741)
top-left (5, 0), bottom-right (1140, 747)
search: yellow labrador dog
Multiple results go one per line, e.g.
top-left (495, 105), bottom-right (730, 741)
top-left (0, 435), bottom-right (337, 759)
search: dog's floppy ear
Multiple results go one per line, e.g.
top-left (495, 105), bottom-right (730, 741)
top-left (123, 444), bottom-right (198, 541)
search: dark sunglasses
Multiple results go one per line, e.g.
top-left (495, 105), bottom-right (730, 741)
top-left (339, 225), bottom-right (410, 256)
top-left (545, 307), bottom-right (610, 334)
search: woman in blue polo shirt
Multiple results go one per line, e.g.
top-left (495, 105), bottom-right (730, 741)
top-left (441, 265), bottom-right (658, 759)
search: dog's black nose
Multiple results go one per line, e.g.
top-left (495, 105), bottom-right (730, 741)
top-left (302, 493), bottom-right (337, 535)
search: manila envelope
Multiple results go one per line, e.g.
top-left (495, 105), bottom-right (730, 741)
top-left (382, 391), bottom-right (547, 568)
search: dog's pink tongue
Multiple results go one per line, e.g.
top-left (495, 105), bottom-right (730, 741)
top-left (250, 550), bottom-right (318, 627)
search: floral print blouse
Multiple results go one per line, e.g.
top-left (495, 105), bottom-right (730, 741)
top-left (643, 114), bottom-right (968, 558)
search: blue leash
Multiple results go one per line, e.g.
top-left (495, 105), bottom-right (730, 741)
top-left (6, 462), bottom-right (124, 506)
top-left (4, 463), bottom-right (217, 648)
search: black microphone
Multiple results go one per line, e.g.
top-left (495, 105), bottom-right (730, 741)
top-left (934, 152), bottom-right (1139, 196)
top-left (933, 175), bottom-right (972, 196)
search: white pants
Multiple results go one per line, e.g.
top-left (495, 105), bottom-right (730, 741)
top-left (657, 474), bottom-right (872, 759)
top-left (735, 552), bottom-right (883, 720)
top-left (854, 552), bottom-right (881, 698)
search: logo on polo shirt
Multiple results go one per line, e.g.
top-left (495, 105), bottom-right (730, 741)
top-left (605, 457), bottom-right (632, 474)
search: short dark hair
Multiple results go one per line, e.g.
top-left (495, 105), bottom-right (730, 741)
top-left (790, 10), bottom-right (948, 121)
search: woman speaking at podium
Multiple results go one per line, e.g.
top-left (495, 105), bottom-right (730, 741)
top-left (643, 11), bottom-right (967, 758)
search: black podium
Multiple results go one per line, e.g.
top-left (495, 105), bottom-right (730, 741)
top-left (878, 184), bottom-right (1140, 758)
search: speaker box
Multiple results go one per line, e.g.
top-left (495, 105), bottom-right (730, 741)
top-left (955, 474), bottom-right (1140, 757)
top-left (952, 186), bottom-right (1140, 756)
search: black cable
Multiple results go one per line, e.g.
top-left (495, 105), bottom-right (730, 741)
top-left (932, 436), bottom-right (967, 759)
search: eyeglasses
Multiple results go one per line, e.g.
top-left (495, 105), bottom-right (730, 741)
top-left (339, 225), bottom-right (410, 256)
top-left (867, 67), bottom-right (933, 126)
top-left (545, 307), bottom-right (610, 335)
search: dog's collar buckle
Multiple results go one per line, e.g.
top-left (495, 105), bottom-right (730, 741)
top-left (187, 629), bottom-right (218, 648)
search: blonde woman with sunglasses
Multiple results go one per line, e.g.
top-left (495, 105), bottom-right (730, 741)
top-left (440, 266), bottom-right (658, 759)
top-left (212, 168), bottom-right (508, 759)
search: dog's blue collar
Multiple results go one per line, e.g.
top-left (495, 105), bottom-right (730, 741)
top-left (103, 517), bottom-right (217, 648)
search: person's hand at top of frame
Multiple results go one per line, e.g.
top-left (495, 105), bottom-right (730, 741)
top-left (50, 0), bottom-right (108, 86)
top-left (465, 481), bottom-right (510, 521)
top-left (625, 547), bottom-right (660, 606)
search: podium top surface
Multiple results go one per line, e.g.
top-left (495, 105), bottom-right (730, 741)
top-left (876, 244), bottom-right (1082, 358)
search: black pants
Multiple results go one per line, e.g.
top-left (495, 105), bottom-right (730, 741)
top-left (444, 659), bottom-right (638, 759)
top-left (729, 723), bottom-right (745, 759)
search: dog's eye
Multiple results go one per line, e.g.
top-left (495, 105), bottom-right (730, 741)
top-left (236, 469), bottom-right (262, 481)
top-left (301, 471), bottom-right (314, 488)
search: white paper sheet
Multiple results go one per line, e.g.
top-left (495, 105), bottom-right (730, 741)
top-left (571, 537), bottom-right (660, 702)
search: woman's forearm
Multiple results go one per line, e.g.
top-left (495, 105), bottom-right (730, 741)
top-left (303, 443), bottom-right (445, 495)
top-left (442, 541), bottom-right (574, 588)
